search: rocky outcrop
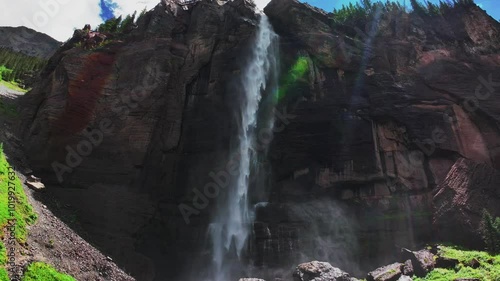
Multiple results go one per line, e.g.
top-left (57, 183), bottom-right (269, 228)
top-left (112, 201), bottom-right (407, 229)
top-left (293, 261), bottom-right (352, 281)
top-left (367, 262), bottom-right (403, 281)
top-left (0, 26), bottom-right (60, 59)
top-left (433, 158), bottom-right (500, 248)
top-left (401, 249), bottom-right (435, 277)
top-left (401, 260), bottom-right (414, 276)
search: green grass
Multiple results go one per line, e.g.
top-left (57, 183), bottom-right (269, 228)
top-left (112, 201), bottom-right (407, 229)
top-left (0, 80), bottom-right (27, 93)
top-left (0, 268), bottom-right (8, 281)
top-left (0, 143), bottom-right (37, 280)
top-left (414, 245), bottom-right (500, 281)
top-left (0, 143), bottom-right (38, 243)
top-left (0, 242), bottom-right (6, 266)
top-left (21, 263), bottom-right (76, 281)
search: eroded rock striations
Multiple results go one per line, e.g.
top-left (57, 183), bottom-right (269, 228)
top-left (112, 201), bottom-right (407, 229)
top-left (19, 0), bottom-right (500, 279)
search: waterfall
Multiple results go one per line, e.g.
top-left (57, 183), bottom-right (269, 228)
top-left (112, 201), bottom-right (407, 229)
top-left (208, 14), bottom-right (279, 280)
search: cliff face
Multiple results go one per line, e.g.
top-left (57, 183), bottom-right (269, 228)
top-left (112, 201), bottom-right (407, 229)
top-left (0, 26), bottom-right (60, 59)
top-left (21, 0), bottom-right (261, 279)
top-left (264, 0), bottom-right (500, 271)
top-left (19, 0), bottom-right (500, 280)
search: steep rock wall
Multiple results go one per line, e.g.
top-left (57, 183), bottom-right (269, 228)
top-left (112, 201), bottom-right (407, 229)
top-left (262, 0), bottom-right (500, 273)
top-left (20, 0), bottom-right (261, 280)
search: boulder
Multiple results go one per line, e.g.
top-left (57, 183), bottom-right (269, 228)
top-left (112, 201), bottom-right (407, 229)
top-left (293, 261), bottom-right (351, 281)
top-left (367, 262), bottom-right (403, 281)
top-left (397, 276), bottom-right (412, 281)
top-left (402, 260), bottom-right (414, 276)
top-left (25, 175), bottom-right (45, 191)
top-left (239, 279), bottom-right (266, 281)
top-left (401, 249), bottom-right (435, 277)
top-left (468, 258), bottom-right (480, 269)
top-left (435, 256), bottom-right (459, 269)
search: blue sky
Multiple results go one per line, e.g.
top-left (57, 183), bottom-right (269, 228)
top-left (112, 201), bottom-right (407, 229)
top-left (303, 0), bottom-right (499, 20)
top-left (99, 0), bottom-right (119, 21)
top-left (0, 0), bottom-right (498, 42)
top-left (96, 0), bottom-right (500, 23)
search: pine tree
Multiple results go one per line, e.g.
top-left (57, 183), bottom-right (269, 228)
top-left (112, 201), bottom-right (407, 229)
top-left (481, 209), bottom-right (500, 254)
top-left (0, 48), bottom-right (47, 85)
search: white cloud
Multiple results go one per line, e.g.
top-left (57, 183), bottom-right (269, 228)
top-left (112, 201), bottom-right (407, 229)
top-left (254, 0), bottom-right (271, 9)
top-left (113, 0), bottom-right (160, 20)
top-left (0, 0), bottom-right (271, 41)
top-left (0, 0), bottom-right (102, 41)
top-left (0, 0), bottom-right (158, 41)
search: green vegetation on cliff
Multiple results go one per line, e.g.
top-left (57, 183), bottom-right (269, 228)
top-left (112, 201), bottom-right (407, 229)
top-left (331, 0), bottom-right (477, 28)
top-left (414, 245), bottom-right (500, 281)
top-left (97, 9), bottom-right (146, 35)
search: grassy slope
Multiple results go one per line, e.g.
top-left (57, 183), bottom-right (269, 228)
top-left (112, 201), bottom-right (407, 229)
top-left (0, 145), bottom-right (75, 281)
top-left (414, 245), bottom-right (500, 281)
top-left (0, 80), bottom-right (27, 93)
top-left (21, 263), bottom-right (75, 281)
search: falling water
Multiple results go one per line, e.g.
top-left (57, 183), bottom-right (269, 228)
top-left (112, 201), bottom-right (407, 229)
top-left (209, 14), bottom-right (279, 280)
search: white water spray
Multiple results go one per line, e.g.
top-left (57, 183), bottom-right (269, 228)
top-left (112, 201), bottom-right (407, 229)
top-left (209, 14), bottom-right (279, 280)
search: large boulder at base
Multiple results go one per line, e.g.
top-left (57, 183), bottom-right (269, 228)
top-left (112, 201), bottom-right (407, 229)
top-left (367, 262), bottom-right (403, 281)
top-left (293, 261), bottom-right (352, 281)
top-left (435, 256), bottom-right (459, 269)
top-left (397, 276), bottom-right (412, 281)
top-left (401, 249), bottom-right (435, 277)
